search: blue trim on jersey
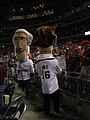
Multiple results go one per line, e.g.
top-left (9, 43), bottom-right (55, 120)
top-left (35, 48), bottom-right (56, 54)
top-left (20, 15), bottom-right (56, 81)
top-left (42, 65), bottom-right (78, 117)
top-left (35, 58), bottom-right (55, 64)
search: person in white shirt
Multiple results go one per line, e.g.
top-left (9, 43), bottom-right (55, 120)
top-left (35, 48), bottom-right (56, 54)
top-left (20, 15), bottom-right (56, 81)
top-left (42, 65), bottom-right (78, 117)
top-left (34, 26), bottom-right (62, 117)
top-left (12, 29), bottom-right (34, 98)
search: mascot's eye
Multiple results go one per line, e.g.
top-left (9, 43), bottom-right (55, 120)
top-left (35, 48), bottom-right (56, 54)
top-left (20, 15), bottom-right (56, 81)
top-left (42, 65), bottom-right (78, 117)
top-left (14, 36), bottom-right (18, 40)
top-left (20, 36), bottom-right (26, 40)
top-left (14, 36), bottom-right (27, 40)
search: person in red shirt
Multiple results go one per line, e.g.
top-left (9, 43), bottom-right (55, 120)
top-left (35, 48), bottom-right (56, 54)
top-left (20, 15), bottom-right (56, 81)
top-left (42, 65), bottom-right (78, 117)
top-left (80, 40), bottom-right (90, 77)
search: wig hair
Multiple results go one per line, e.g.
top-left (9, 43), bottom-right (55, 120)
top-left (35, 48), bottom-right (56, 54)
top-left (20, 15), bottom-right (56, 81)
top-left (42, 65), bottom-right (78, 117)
top-left (33, 26), bottom-right (57, 48)
top-left (13, 29), bottom-right (33, 46)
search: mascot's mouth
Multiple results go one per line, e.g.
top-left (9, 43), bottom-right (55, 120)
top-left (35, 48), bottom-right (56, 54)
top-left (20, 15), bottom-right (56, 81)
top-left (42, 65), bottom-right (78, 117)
top-left (16, 48), bottom-right (24, 53)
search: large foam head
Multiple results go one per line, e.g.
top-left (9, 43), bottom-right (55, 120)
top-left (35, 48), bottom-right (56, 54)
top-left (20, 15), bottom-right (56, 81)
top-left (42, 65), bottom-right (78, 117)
top-left (13, 29), bottom-right (33, 46)
top-left (33, 26), bottom-right (57, 48)
top-left (12, 29), bottom-right (33, 62)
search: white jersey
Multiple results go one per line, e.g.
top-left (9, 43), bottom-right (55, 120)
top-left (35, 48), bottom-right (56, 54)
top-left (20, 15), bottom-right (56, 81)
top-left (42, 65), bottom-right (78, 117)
top-left (17, 59), bottom-right (34, 81)
top-left (35, 54), bottom-right (62, 94)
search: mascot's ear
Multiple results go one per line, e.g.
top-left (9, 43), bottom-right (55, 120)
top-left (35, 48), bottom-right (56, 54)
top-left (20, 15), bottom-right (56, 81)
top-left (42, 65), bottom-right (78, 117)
top-left (27, 33), bottom-right (33, 46)
top-left (20, 29), bottom-right (33, 46)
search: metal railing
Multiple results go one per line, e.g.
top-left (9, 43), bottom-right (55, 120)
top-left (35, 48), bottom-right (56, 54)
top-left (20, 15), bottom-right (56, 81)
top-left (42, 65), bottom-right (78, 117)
top-left (59, 72), bottom-right (90, 100)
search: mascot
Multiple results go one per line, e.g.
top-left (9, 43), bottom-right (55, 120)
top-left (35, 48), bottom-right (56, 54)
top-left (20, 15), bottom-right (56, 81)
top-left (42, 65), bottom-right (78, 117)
top-left (34, 26), bottom-right (62, 117)
top-left (12, 29), bottom-right (34, 98)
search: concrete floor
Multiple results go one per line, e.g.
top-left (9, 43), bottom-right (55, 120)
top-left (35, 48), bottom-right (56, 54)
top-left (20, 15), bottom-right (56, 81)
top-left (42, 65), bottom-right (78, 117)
top-left (13, 84), bottom-right (87, 120)
top-left (13, 85), bottom-right (60, 120)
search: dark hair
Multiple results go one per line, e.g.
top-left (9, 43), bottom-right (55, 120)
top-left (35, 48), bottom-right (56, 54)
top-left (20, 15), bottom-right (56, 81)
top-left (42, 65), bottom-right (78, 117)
top-left (33, 26), bottom-right (57, 48)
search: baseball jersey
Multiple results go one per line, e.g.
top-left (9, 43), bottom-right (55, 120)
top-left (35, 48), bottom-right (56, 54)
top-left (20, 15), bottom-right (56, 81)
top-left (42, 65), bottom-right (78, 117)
top-left (35, 54), bottom-right (62, 94)
top-left (17, 59), bottom-right (34, 81)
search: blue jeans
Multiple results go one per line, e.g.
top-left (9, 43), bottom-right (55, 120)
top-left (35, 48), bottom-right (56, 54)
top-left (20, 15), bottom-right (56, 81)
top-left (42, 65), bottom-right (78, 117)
top-left (0, 85), bottom-right (4, 111)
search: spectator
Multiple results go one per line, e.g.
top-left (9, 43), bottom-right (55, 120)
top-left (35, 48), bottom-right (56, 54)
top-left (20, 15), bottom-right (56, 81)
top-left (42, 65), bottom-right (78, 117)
top-left (80, 40), bottom-right (90, 78)
top-left (0, 58), bottom-right (7, 111)
top-left (8, 52), bottom-right (17, 82)
top-left (68, 48), bottom-right (82, 72)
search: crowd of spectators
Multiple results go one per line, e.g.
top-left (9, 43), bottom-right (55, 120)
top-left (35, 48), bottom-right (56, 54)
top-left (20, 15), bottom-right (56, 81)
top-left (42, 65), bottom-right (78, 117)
top-left (0, 39), bottom-right (90, 78)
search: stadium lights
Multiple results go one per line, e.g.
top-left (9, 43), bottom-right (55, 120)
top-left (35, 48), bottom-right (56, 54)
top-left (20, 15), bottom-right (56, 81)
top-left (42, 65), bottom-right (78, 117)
top-left (85, 31), bottom-right (90, 35)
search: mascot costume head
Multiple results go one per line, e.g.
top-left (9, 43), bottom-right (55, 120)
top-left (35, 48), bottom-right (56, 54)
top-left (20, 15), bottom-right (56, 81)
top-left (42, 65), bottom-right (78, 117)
top-left (34, 26), bottom-right (57, 54)
top-left (13, 29), bottom-right (33, 62)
